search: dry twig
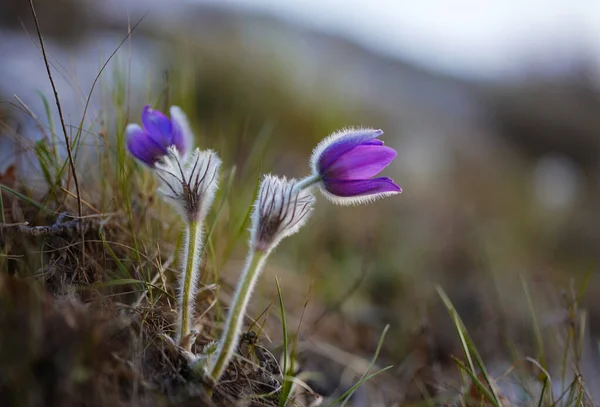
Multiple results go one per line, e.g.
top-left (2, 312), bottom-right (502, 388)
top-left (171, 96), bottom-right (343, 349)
top-left (28, 0), bottom-right (85, 262)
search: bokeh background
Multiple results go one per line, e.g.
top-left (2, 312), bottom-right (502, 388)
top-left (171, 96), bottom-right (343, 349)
top-left (2, 0), bottom-right (600, 402)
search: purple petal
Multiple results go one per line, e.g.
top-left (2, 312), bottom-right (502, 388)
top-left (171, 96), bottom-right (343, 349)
top-left (324, 145), bottom-right (396, 180)
top-left (361, 139), bottom-right (384, 146)
top-left (126, 124), bottom-right (168, 166)
top-left (169, 106), bottom-right (192, 155)
top-left (318, 129), bottom-right (383, 173)
top-left (142, 105), bottom-right (173, 148)
top-left (324, 177), bottom-right (401, 197)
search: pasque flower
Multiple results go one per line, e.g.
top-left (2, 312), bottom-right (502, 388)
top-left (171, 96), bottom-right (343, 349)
top-left (126, 105), bottom-right (192, 166)
top-left (301, 128), bottom-right (401, 204)
top-left (127, 105), bottom-right (220, 350)
top-left (204, 176), bottom-right (315, 383)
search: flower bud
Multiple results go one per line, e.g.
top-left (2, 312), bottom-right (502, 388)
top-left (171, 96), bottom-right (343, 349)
top-left (155, 146), bottom-right (221, 223)
top-left (251, 175), bottom-right (315, 252)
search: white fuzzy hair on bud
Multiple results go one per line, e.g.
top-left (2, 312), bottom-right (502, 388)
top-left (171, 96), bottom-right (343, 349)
top-left (154, 146), bottom-right (221, 223)
top-left (251, 175), bottom-right (316, 252)
top-left (315, 182), bottom-right (401, 206)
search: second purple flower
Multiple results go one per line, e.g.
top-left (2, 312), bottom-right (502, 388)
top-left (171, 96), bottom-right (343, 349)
top-left (308, 128), bottom-right (401, 204)
top-left (126, 105), bottom-right (193, 167)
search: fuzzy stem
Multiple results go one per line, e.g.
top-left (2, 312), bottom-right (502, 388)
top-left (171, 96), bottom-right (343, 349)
top-left (294, 174), bottom-right (321, 191)
top-left (208, 248), bottom-right (270, 382)
top-left (176, 219), bottom-right (203, 345)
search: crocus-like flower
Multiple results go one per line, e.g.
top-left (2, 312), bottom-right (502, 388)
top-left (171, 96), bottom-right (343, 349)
top-left (251, 175), bottom-right (316, 252)
top-left (126, 105), bottom-right (193, 167)
top-left (306, 128), bottom-right (401, 204)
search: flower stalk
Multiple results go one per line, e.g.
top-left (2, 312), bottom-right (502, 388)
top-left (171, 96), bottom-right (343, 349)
top-left (177, 219), bottom-right (204, 345)
top-left (208, 248), bottom-right (269, 382)
top-left (294, 174), bottom-right (321, 191)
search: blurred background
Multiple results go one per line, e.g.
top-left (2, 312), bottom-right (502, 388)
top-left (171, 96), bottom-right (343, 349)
top-left (2, 0), bottom-right (600, 402)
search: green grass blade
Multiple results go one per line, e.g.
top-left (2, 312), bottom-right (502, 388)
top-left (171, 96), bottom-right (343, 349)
top-left (522, 276), bottom-right (546, 368)
top-left (0, 186), bottom-right (5, 224)
top-left (537, 378), bottom-right (548, 407)
top-left (574, 382), bottom-right (584, 407)
top-left (242, 120), bottom-right (275, 174)
top-left (276, 276), bottom-right (293, 407)
top-left (91, 278), bottom-right (174, 300)
top-left (98, 225), bottom-right (131, 279)
top-left (33, 140), bottom-right (56, 187)
top-left (37, 90), bottom-right (60, 165)
top-left (206, 166), bottom-right (237, 277)
top-left (218, 172), bottom-right (261, 270)
top-left (436, 286), bottom-right (502, 407)
top-left (437, 287), bottom-right (476, 371)
top-left (328, 365), bottom-right (393, 407)
top-left (206, 166), bottom-right (237, 244)
top-left (452, 356), bottom-right (498, 405)
top-left (327, 324), bottom-right (390, 407)
top-left (0, 184), bottom-right (53, 214)
top-left (576, 269), bottom-right (593, 303)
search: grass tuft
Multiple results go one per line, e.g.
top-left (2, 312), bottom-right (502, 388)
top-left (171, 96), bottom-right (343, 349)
top-left (437, 286), bottom-right (503, 406)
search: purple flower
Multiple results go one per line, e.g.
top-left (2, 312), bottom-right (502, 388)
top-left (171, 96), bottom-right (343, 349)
top-left (310, 128), bottom-right (401, 204)
top-left (126, 105), bottom-right (193, 167)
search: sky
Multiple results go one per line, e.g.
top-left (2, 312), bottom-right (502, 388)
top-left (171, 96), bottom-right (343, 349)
top-left (195, 0), bottom-right (600, 80)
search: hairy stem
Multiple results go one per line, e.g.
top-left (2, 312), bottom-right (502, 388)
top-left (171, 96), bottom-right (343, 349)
top-left (177, 220), bottom-right (203, 345)
top-left (208, 249), bottom-right (269, 382)
top-left (294, 174), bottom-right (321, 191)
